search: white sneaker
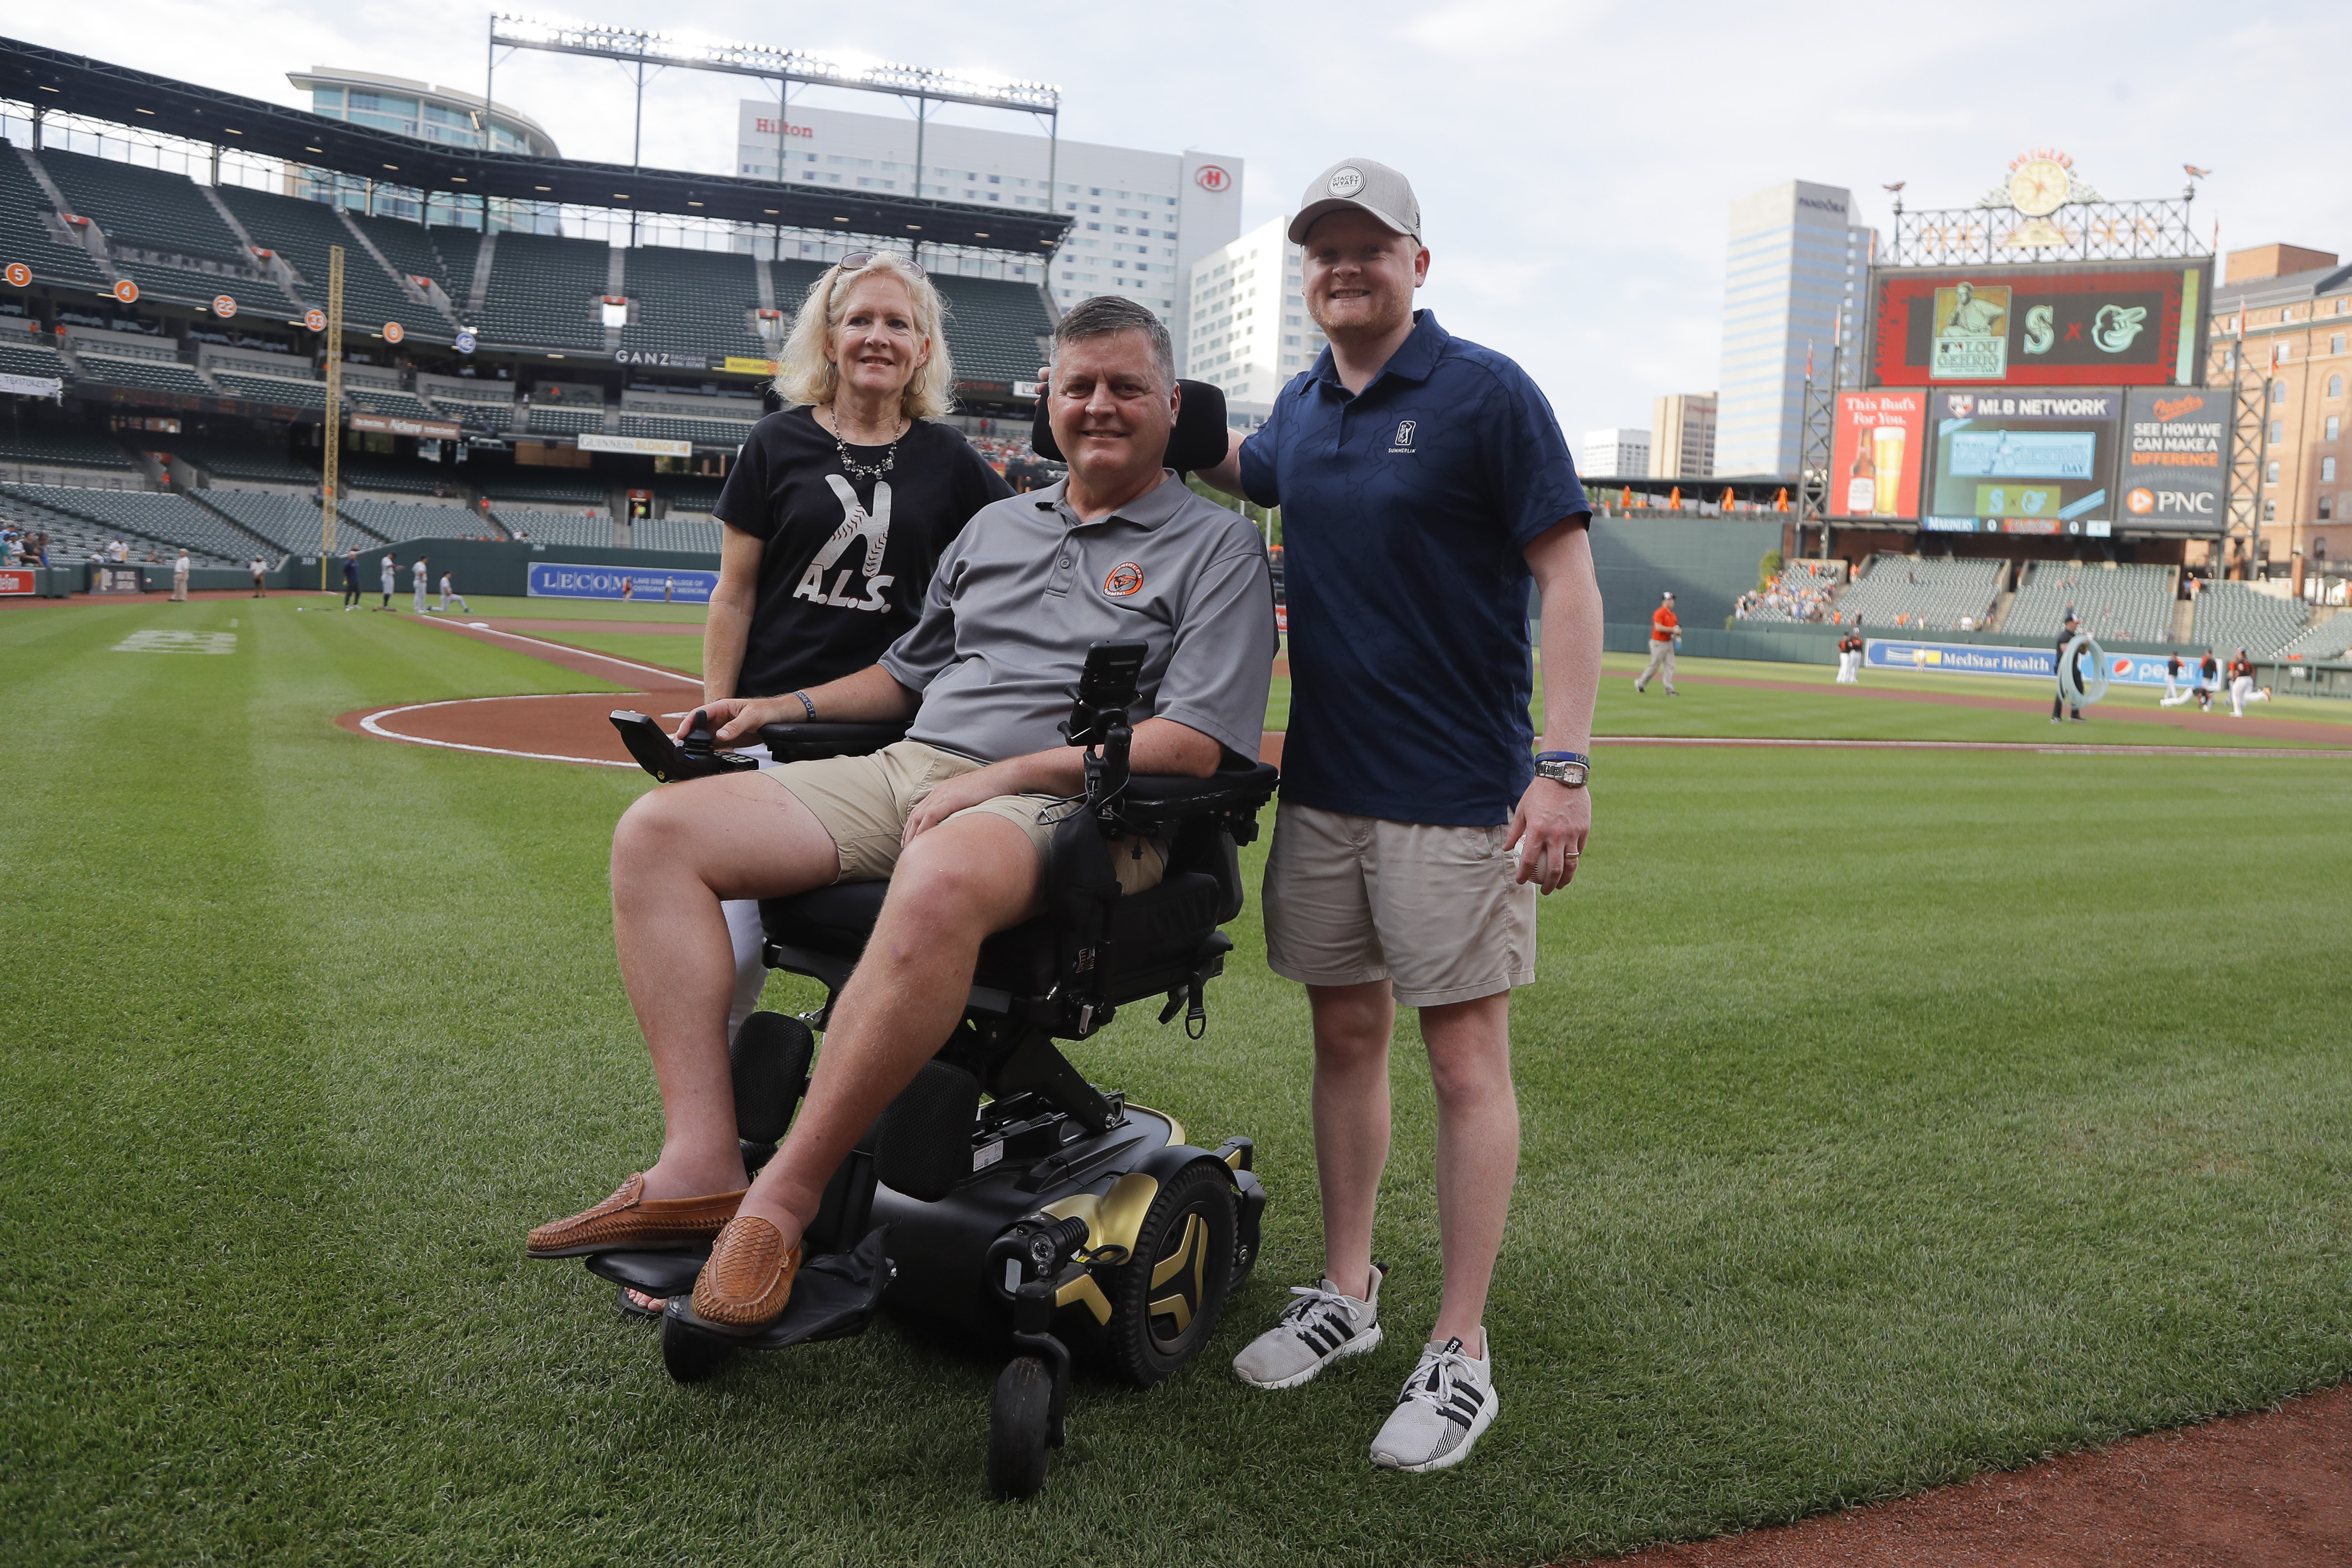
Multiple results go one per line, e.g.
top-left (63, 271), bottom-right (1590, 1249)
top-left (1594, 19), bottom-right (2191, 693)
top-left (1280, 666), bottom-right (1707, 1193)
top-left (1231, 1266), bottom-right (1384, 1390)
top-left (1369, 1333), bottom-right (1498, 1473)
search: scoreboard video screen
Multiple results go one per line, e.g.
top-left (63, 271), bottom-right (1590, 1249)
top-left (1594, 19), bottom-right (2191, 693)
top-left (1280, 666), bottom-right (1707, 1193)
top-left (1922, 388), bottom-right (2121, 536)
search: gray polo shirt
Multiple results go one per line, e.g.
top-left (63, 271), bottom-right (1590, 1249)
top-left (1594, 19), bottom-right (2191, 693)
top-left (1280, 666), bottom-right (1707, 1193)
top-left (880, 471), bottom-right (1275, 764)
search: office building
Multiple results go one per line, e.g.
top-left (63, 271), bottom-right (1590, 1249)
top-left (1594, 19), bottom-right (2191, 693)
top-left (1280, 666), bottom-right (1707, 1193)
top-left (1715, 180), bottom-right (1876, 478)
top-left (1581, 428), bottom-right (1651, 481)
top-left (2208, 243), bottom-right (2352, 576)
top-left (733, 101), bottom-right (1242, 353)
top-left (1650, 392), bottom-right (1717, 479)
top-left (1181, 215), bottom-right (1327, 419)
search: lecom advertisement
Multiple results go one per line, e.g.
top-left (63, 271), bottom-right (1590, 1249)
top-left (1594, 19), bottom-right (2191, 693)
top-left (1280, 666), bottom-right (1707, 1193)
top-left (1868, 260), bottom-right (2211, 389)
top-left (1829, 390), bottom-right (1928, 521)
top-left (1923, 388), bottom-right (2121, 536)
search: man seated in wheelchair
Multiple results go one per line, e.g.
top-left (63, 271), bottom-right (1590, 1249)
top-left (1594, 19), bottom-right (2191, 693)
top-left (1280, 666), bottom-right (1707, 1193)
top-left (528, 294), bottom-right (1278, 1330)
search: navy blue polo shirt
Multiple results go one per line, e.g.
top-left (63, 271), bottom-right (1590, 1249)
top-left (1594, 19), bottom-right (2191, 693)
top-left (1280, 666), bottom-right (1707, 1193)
top-left (1239, 311), bottom-right (1588, 827)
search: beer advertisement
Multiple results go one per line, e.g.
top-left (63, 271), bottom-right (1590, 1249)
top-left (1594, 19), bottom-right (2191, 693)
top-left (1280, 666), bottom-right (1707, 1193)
top-left (1829, 389), bottom-right (1928, 521)
top-left (1923, 388), bottom-right (2122, 535)
top-left (1868, 260), bottom-right (2212, 389)
top-left (2116, 388), bottom-right (2228, 534)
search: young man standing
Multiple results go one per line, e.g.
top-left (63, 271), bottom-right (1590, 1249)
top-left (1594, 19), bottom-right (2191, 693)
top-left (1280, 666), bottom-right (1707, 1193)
top-left (342, 551), bottom-right (362, 611)
top-left (1635, 590), bottom-right (1679, 693)
top-left (1201, 158), bottom-right (1601, 1473)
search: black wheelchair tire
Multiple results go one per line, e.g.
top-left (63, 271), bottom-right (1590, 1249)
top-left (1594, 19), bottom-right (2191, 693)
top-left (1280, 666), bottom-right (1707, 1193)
top-left (660, 1313), bottom-right (736, 1385)
top-left (987, 1356), bottom-right (1053, 1501)
top-left (1099, 1159), bottom-right (1236, 1389)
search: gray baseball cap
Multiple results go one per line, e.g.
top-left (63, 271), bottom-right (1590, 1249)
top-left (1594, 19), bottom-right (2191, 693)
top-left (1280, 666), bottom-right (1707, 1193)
top-left (1288, 158), bottom-right (1421, 245)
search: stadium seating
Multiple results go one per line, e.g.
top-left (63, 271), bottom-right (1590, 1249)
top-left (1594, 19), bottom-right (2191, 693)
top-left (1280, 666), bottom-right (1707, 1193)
top-left (932, 275), bottom-right (1053, 384)
top-left (492, 508), bottom-right (614, 547)
top-left (0, 487), bottom-right (173, 561)
top-left (346, 386), bottom-right (440, 421)
top-left (482, 475), bottom-right (608, 507)
top-left (770, 258), bottom-right (829, 320)
top-left (1828, 554), bottom-right (2006, 631)
top-left (336, 498), bottom-right (482, 544)
top-left (2005, 562), bottom-right (2175, 644)
top-left (352, 213), bottom-right (470, 307)
top-left (69, 350), bottom-right (216, 399)
top-left (0, 331), bottom-right (69, 384)
top-left (0, 483), bottom-right (261, 563)
top-left (619, 246), bottom-right (768, 361)
top-left (631, 516), bottom-right (721, 554)
top-left (0, 142), bottom-right (110, 289)
top-left (2271, 615), bottom-right (2352, 662)
top-left (192, 490), bottom-right (378, 552)
top-left (656, 476), bottom-right (729, 514)
top-left (617, 412), bottom-right (757, 449)
top-left (36, 148), bottom-right (258, 308)
top-left (145, 434), bottom-right (316, 488)
top-left (0, 420), bottom-right (135, 473)
top-left (337, 457), bottom-right (452, 497)
top-left (215, 184), bottom-right (423, 339)
top-left (2192, 581), bottom-right (2312, 657)
top-left (425, 225), bottom-right (484, 307)
top-left (1738, 559), bottom-right (1842, 623)
top-left (525, 404), bottom-right (606, 437)
top-left (211, 368), bottom-right (330, 415)
top-left (476, 232), bottom-right (611, 351)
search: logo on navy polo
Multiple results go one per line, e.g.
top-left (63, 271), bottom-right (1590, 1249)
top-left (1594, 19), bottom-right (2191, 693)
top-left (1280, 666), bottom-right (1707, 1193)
top-left (1389, 419), bottom-right (1418, 454)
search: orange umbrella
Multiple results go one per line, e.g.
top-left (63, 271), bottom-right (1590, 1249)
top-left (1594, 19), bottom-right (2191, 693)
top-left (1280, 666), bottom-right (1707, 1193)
top-left (1774, 487), bottom-right (1790, 512)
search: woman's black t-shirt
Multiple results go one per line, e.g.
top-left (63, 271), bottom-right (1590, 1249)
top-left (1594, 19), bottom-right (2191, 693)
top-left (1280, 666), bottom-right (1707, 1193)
top-left (713, 406), bottom-right (1013, 698)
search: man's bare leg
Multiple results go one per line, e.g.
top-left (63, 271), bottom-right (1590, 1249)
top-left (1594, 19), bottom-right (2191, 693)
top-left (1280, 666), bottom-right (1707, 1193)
top-left (1309, 979), bottom-right (1397, 1302)
top-left (1420, 991), bottom-right (1518, 1355)
top-left (610, 772), bottom-right (839, 1202)
top-left (735, 812), bottom-right (1042, 1242)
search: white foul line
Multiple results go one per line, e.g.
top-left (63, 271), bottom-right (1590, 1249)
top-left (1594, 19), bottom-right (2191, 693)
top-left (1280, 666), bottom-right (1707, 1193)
top-left (421, 616), bottom-right (699, 685)
top-left (359, 693), bottom-right (635, 768)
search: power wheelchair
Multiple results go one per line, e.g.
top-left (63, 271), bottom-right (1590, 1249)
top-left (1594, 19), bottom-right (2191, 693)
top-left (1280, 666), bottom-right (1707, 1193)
top-left (567, 385), bottom-right (1280, 1500)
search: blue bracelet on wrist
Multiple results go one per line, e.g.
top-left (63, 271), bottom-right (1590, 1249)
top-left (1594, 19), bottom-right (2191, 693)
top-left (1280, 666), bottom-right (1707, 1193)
top-left (1536, 750), bottom-right (1589, 766)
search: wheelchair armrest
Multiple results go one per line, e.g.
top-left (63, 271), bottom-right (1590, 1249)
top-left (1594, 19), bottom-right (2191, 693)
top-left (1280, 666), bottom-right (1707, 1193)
top-left (1113, 761), bottom-right (1279, 834)
top-left (757, 720), bottom-right (913, 762)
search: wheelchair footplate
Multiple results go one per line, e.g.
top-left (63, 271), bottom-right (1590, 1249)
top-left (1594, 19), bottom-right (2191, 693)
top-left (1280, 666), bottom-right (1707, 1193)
top-left (660, 1227), bottom-right (896, 1351)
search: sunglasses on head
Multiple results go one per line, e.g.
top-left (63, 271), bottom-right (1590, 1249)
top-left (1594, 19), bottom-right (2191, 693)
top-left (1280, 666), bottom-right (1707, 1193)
top-left (837, 251), bottom-right (924, 279)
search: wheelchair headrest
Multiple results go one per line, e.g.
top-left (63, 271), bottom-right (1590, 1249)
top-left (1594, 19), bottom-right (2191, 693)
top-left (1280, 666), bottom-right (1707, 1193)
top-left (1029, 377), bottom-right (1229, 475)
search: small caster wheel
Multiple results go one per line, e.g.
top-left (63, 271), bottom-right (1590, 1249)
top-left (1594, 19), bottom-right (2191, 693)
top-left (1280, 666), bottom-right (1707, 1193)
top-left (988, 1355), bottom-right (1053, 1500)
top-left (661, 1311), bottom-right (735, 1385)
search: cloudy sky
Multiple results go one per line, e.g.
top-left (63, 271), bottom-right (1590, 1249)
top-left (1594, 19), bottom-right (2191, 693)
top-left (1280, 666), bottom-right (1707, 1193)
top-left (23, 1), bottom-right (2349, 439)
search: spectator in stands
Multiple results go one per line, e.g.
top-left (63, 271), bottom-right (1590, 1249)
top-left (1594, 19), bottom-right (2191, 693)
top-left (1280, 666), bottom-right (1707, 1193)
top-left (1636, 591), bottom-right (1679, 694)
top-left (675, 247), bottom-right (1014, 1306)
top-left (377, 552), bottom-right (396, 611)
top-left (341, 550), bottom-right (361, 611)
top-left (249, 556), bottom-right (267, 598)
top-left (2227, 649), bottom-right (2269, 716)
top-left (170, 548), bottom-right (189, 603)
top-left (2051, 615), bottom-right (2087, 724)
top-left (1837, 628), bottom-right (1863, 684)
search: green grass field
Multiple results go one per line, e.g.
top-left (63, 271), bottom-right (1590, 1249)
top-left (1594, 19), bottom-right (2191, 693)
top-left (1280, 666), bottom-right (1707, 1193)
top-left (5, 595), bottom-right (2351, 1566)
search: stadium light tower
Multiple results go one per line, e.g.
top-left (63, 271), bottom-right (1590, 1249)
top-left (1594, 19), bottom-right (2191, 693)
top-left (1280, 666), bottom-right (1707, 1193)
top-left (486, 14), bottom-right (1064, 255)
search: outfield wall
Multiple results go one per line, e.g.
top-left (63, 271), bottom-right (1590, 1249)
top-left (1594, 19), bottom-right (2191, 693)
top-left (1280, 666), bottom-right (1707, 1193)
top-left (295, 538), bottom-right (721, 600)
top-left (1588, 515), bottom-right (1784, 633)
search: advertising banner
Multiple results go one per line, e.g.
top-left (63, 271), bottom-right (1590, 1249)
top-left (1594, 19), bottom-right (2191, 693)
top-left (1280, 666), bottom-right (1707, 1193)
top-left (0, 567), bottom-right (34, 595)
top-left (2102, 650), bottom-right (2205, 688)
top-left (1829, 389), bottom-right (1928, 520)
top-left (1864, 637), bottom-right (2057, 679)
top-left (2116, 388), bottom-right (2227, 534)
top-left (527, 561), bottom-right (719, 602)
top-left (578, 432), bottom-right (695, 458)
top-left (720, 356), bottom-right (780, 377)
top-left (1868, 260), bottom-right (2211, 388)
top-left (1923, 388), bottom-right (2120, 535)
top-left (350, 411), bottom-right (461, 440)
top-left (0, 371), bottom-right (62, 397)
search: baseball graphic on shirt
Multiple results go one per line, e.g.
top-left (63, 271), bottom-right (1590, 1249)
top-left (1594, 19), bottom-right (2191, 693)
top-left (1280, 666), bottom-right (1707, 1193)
top-left (792, 476), bottom-right (896, 611)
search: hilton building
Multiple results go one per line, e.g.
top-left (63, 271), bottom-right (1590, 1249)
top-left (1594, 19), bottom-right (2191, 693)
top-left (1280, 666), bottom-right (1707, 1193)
top-left (1715, 180), bottom-right (1877, 478)
top-left (732, 101), bottom-right (1242, 359)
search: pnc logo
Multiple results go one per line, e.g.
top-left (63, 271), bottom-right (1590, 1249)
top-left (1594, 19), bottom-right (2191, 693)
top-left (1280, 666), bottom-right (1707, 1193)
top-left (2128, 487), bottom-right (2215, 516)
top-left (2151, 394), bottom-right (2205, 420)
top-left (1103, 561), bottom-right (1145, 597)
top-left (2127, 487), bottom-right (2155, 514)
top-left (1194, 165), bottom-right (1231, 192)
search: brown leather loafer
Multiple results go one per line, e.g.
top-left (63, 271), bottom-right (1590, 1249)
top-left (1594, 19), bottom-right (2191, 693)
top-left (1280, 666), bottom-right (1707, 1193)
top-left (525, 1173), bottom-right (745, 1259)
top-left (691, 1216), bottom-right (803, 1328)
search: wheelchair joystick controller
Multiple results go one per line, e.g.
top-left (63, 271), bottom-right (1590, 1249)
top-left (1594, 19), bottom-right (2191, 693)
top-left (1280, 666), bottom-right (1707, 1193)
top-left (608, 708), bottom-right (760, 783)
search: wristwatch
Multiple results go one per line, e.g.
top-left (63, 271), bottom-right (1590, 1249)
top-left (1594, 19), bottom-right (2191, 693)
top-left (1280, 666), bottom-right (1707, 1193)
top-left (1535, 751), bottom-right (1589, 787)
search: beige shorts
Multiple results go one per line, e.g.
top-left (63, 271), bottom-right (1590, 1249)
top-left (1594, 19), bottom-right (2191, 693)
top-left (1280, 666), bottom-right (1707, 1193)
top-left (1263, 802), bottom-right (1537, 1008)
top-left (764, 739), bottom-right (1164, 897)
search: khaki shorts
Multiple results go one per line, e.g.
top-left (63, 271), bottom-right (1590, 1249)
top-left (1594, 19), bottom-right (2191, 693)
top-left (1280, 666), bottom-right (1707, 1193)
top-left (1263, 802), bottom-right (1536, 1007)
top-left (764, 740), bottom-right (1164, 899)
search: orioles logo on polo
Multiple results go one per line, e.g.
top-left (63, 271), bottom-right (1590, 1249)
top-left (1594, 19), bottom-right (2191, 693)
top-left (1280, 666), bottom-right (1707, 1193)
top-left (1103, 561), bottom-right (1145, 597)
